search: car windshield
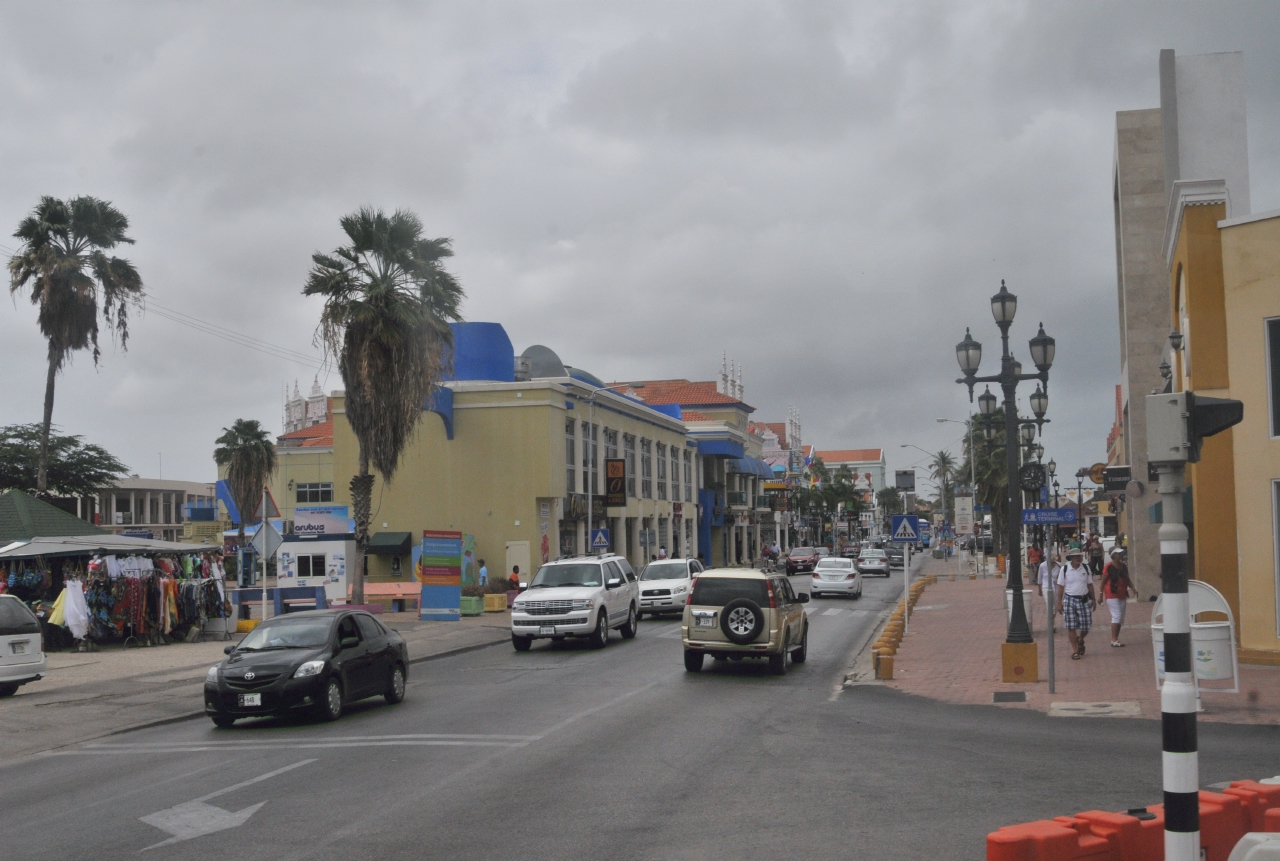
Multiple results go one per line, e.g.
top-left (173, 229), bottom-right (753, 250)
top-left (529, 564), bottom-right (602, 588)
top-left (690, 577), bottom-right (769, 606)
top-left (788, 547), bottom-right (815, 558)
top-left (0, 596), bottom-right (40, 636)
top-left (860, 551), bottom-right (885, 559)
top-left (641, 562), bottom-right (688, 581)
top-left (815, 559), bottom-right (853, 570)
top-left (237, 618), bottom-right (332, 651)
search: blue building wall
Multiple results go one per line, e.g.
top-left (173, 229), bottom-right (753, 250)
top-left (445, 322), bottom-right (514, 383)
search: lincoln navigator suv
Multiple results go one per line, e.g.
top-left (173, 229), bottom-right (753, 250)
top-left (510, 555), bottom-right (640, 650)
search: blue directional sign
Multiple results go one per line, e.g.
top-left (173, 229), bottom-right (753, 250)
top-left (590, 528), bottom-right (611, 550)
top-left (890, 515), bottom-right (920, 543)
top-left (1021, 508), bottom-right (1078, 525)
top-left (1039, 486), bottom-right (1049, 504)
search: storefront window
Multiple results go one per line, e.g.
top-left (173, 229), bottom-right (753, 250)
top-left (604, 428), bottom-right (618, 460)
top-left (671, 448), bottom-right (680, 504)
top-left (581, 422), bottom-right (598, 495)
top-left (565, 417), bottom-right (576, 494)
top-left (683, 450), bottom-right (693, 502)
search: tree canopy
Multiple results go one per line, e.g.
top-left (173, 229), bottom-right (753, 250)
top-left (213, 419), bottom-right (276, 541)
top-left (0, 424), bottom-right (128, 497)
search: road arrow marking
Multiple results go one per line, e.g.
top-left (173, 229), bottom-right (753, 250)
top-left (138, 758), bottom-right (315, 850)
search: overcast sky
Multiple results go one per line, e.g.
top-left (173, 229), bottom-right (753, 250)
top-left (2, 2), bottom-right (1277, 492)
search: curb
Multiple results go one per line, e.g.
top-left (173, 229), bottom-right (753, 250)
top-left (840, 554), bottom-right (929, 687)
top-left (408, 635), bottom-right (509, 665)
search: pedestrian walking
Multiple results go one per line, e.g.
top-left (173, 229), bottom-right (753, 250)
top-left (1100, 547), bottom-right (1136, 647)
top-left (1027, 542), bottom-right (1044, 571)
top-left (478, 559), bottom-right (488, 586)
top-left (1087, 535), bottom-right (1105, 579)
top-left (1055, 547), bottom-right (1096, 659)
top-left (508, 565), bottom-right (521, 590)
top-left (657, 545), bottom-right (668, 560)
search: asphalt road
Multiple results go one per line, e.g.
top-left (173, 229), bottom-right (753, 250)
top-left (3, 568), bottom-right (1278, 860)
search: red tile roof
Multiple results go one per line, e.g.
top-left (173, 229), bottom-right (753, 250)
top-left (814, 448), bottom-right (883, 464)
top-left (611, 379), bottom-right (752, 411)
top-left (682, 410), bottom-right (712, 422)
top-left (749, 421), bottom-right (789, 450)
top-left (279, 419), bottom-right (333, 447)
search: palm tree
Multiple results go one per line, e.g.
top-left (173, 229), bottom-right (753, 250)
top-left (8, 196), bottom-right (143, 494)
top-left (304, 208), bottom-right (464, 606)
top-left (929, 450), bottom-right (957, 522)
top-left (214, 419), bottom-right (277, 550)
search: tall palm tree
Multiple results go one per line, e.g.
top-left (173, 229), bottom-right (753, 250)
top-left (214, 419), bottom-right (277, 550)
top-left (8, 196), bottom-right (143, 494)
top-left (304, 208), bottom-right (464, 606)
top-left (929, 450), bottom-right (958, 522)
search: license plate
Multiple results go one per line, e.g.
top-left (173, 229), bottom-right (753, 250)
top-left (539, 626), bottom-right (554, 635)
top-left (696, 616), bottom-right (715, 627)
top-left (11, 642), bottom-right (26, 654)
top-left (238, 693), bottom-right (262, 707)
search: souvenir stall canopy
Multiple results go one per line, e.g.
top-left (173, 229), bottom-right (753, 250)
top-left (0, 534), bottom-right (233, 648)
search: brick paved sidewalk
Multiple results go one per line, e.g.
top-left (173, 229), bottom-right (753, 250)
top-left (884, 555), bottom-right (1280, 724)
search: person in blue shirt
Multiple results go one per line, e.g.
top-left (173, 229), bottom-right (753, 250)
top-left (478, 560), bottom-right (488, 586)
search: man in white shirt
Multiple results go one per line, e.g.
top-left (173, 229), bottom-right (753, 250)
top-left (1055, 547), bottom-right (1097, 659)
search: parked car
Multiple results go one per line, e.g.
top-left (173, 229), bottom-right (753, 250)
top-left (510, 554), bottom-right (639, 650)
top-left (204, 609), bottom-right (408, 727)
top-left (840, 544), bottom-right (860, 559)
top-left (856, 548), bottom-right (890, 577)
top-left (682, 570), bottom-right (809, 675)
top-left (976, 533), bottom-right (994, 554)
top-left (886, 545), bottom-right (905, 569)
top-left (637, 558), bottom-right (703, 619)
top-left (785, 547), bottom-right (820, 574)
top-left (815, 547), bottom-right (830, 558)
top-left (0, 594), bottom-right (46, 697)
top-left (810, 557), bottom-right (862, 599)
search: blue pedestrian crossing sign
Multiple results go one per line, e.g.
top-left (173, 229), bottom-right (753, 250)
top-left (591, 528), bottom-right (611, 550)
top-left (890, 515), bottom-right (920, 543)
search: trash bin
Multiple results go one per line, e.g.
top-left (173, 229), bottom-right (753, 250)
top-left (1006, 588), bottom-right (1036, 634)
top-left (1191, 620), bottom-right (1233, 680)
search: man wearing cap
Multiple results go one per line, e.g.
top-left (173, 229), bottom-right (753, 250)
top-left (1055, 546), bottom-right (1096, 659)
top-left (1100, 546), bottom-right (1136, 647)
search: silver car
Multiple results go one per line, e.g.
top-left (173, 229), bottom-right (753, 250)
top-left (810, 557), bottom-right (863, 599)
top-left (0, 594), bottom-right (46, 697)
top-left (856, 549), bottom-right (890, 577)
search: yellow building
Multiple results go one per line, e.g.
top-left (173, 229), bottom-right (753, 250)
top-left (1164, 179), bottom-right (1280, 664)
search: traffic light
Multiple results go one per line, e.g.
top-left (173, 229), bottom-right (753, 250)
top-left (1145, 391), bottom-right (1244, 465)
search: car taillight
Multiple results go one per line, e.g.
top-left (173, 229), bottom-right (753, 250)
top-left (846, 573), bottom-right (857, 580)
top-left (812, 572), bottom-right (821, 578)
top-left (686, 590), bottom-right (694, 606)
top-left (765, 579), bottom-right (777, 608)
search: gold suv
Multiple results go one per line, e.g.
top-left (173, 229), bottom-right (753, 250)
top-left (681, 570), bottom-right (809, 675)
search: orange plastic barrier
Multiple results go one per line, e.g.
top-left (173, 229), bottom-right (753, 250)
top-left (987, 784), bottom-right (1274, 861)
top-left (986, 817), bottom-right (1112, 861)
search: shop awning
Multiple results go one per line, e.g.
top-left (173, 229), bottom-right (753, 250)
top-left (696, 439), bottom-right (745, 459)
top-left (725, 456), bottom-right (773, 479)
top-left (0, 534), bottom-right (215, 560)
top-left (367, 531), bottom-right (412, 556)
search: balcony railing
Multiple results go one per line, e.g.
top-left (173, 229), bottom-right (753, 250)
top-left (726, 491), bottom-right (748, 507)
top-left (755, 495), bottom-right (772, 510)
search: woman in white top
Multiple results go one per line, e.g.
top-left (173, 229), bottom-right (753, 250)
top-left (1055, 548), bottom-right (1097, 659)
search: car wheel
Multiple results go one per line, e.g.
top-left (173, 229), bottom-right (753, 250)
top-left (512, 634), bottom-right (532, 651)
top-left (620, 605), bottom-right (638, 639)
top-left (769, 638), bottom-right (788, 676)
top-left (590, 609), bottom-right (609, 649)
top-left (211, 715), bottom-right (236, 728)
top-left (385, 664), bottom-right (406, 705)
top-left (719, 598), bottom-right (765, 645)
top-left (319, 677), bottom-right (343, 722)
top-left (792, 624), bottom-right (808, 663)
top-left (683, 649), bottom-right (704, 672)
top-left (0, 683), bottom-right (18, 698)
top-left (636, 611), bottom-right (644, 622)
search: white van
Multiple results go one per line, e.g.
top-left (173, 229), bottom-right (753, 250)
top-left (0, 594), bottom-right (46, 697)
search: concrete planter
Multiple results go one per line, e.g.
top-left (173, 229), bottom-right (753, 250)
top-left (484, 594), bottom-right (507, 612)
top-left (460, 596), bottom-right (485, 616)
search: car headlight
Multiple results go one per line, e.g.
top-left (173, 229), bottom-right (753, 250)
top-left (512, 602), bottom-right (526, 611)
top-left (673, 585), bottom-right (687, 594)
top-left (206, 666), bottom-right (219, 683)
top-left (571, 599), bottom-right (594, 610)
top-left (293, 660), bottom-right (326, 678)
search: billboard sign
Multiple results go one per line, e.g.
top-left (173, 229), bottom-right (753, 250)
top-left (605, 458), bottom-right (626, 507)
top-left (419, 530), bottom-right (463, 621)
top-left (294, 505), bottom-right (353, 537)
top-left (955, 495), bottom-right (974, 535)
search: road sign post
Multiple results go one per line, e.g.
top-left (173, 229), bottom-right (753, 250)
top-left (891, 515), bottom-right (920, 634)
top-left (249, 487), bottom-right (282, 622)
top-left (590, 528), bottom-right (611, 554)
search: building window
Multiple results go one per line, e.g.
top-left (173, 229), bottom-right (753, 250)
top-left (684, 450), bottom-right (693, 502)
top-left (624, 434), bottom-right (636, 498)
top-left (581, 422), bottom-right (598, 495)
top-left (297, 554), bottom-right (327, 578)
top-left (672, 448), bottom-right (681, 504)
top-left (641, 438), bottom-right (653, 499)
top-left (296, 483), bottom-right (333, 504)
top-left (656, 442), bottom-right (668, 500)
top-left (604, 428), bottom-right (618, 460)
top-left (1268, 318), bottom-right (1280, 437)
top-left (565, 416), bottom-right (576, 494)
top-left (1274, 480), bottom-right (1280, 637)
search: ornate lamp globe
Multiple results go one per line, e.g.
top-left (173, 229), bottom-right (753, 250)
top-left (978, 387), bottom-right (997, 417)
top-left (955, 328), bottom-right (982, 375)
top-left (1030, 385), bottom-right (1048, 419)
top-left (1029, 323), bottom-right (1055, 371)
top-left (990, 279), bottom-right (1017, 325)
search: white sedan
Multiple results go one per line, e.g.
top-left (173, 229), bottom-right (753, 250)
top-left (857, 549), bottom-right (891, 577)
top-left (810, 557), bottom-right (863, 599)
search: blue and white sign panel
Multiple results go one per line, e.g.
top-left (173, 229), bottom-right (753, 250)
top-left (1021, 508), bottom-right (1078, 525)
top-left (591, 528), bottom-right (611, 550)
top-left (890, 515), bottom-right (920, 543)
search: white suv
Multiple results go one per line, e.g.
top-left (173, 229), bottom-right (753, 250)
top-left (0, 594), bottom-right (47, 697)
top-left (510, 555), bottom-right (640, 651)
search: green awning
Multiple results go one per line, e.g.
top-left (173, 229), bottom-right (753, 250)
top-left (367, 531), bottom-right (412, 556)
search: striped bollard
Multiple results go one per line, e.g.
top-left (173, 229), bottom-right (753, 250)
top-left (1156, 464), bottom-right (1198, 861)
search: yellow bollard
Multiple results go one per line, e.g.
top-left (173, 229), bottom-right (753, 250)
top-left (875, 654), bottom-right (894, 680)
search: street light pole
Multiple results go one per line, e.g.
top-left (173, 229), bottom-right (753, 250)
top-left (954, 281), bottom-right (1056, 662)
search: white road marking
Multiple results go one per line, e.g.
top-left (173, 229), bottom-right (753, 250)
top-left (57, 734), bottom-right (542, 756)
top-left (1048, 701), bottom-right (1142, 718)
top-left (139, 759), bottom-right (315, 850)
top-left (821, 608), bottom-right (843, 616)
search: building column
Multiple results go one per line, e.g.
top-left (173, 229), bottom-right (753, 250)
top-left (575, 519), bottom-right (586, 557)
top-left (612, 517), bottom-right (624, 557)
top-left (129, 491), bottom-right (136, 528)
top-left (629, 516), bottom-right (640, 570)
top-left (753, 521), bottom-right (761, 565)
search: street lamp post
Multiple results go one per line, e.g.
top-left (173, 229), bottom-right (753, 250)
top-left (1075, 468), bottom-right (1087, 542)
top-left (954, 281), bottom-right (1055, 659)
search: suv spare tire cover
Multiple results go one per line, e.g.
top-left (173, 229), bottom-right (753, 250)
top-left (720, 598), bottom-right (765, 645)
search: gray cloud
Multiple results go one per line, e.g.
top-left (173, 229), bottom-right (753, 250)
top-left (0, 1), bottom-right (1276, 489)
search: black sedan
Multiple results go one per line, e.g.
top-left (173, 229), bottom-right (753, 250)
top-left (204, 609), bottom-right (408, 727)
